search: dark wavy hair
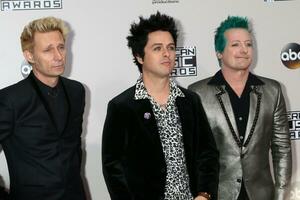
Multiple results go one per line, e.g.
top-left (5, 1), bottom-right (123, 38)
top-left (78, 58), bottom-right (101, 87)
top-left (127, 11), bottom-right (178, 73)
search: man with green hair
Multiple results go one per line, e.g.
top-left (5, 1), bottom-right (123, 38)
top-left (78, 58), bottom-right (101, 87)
top-left (189, 16), bottom-right (292, 200)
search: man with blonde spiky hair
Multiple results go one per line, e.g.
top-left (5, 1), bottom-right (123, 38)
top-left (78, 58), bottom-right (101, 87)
top-left (0, 17), bottom-right (86, 200)
top-left (189, 16), bottom-right (292, 200)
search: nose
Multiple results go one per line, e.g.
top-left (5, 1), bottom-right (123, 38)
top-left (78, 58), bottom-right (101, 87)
top-left (241, 44), bottom-right (249, 54)
top-left (54, 48), bottom-right (63, 60)
top-left (162, 47), bottom-right (170, 57)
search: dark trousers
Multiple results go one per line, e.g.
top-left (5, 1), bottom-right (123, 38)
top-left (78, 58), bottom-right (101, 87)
top-left (237, 181), bottom-right (249, 200)
top-left (0, 186), bottom-right (9, 200)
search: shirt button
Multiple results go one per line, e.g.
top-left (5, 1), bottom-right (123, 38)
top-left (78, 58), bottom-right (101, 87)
top-left (239, 117), bottom-right (243, 121)
top-left (240, 136), bottom-right (244, 140)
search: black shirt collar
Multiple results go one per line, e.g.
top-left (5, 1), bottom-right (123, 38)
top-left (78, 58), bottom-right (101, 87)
top-left (208, 70), bottom-right (264, 86)
top-left (31, 72), bottom-right (62, 98)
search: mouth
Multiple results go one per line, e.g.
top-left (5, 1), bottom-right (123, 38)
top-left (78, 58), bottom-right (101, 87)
top-left (237, 56), bottom-right (249, 59)
top-left (161, 60), bottom-right (172, 66)
top-left (53, 64), bottom-right (65, 70)
top-left (53, 63), bottom-right (64, 67)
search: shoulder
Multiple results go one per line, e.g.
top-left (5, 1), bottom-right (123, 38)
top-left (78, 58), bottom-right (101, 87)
top-left (109, 85), bottom-right (136, 105)
top-left (188, 77), bottom-right (212, 91)
top-left (178, 86), bottom-right (205, 109)
top-left (255, 75), bottom-right (281, 88)
top-left (105, 86), bottom-right (137, 116)
top-left (61, 76), bottom-right (84, 91)
top-left (179, 86), bottom-right (198, 99)
top-left (61, 76), bottom-right (86, 100)
top-left (0, 78), bottom-right (30, 97)
top-left (0, 78), bottom-right (33, 109)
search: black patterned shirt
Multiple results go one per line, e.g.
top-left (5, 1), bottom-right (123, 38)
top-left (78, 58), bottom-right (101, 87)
top-left (134, 77), bottom-right (193, 200)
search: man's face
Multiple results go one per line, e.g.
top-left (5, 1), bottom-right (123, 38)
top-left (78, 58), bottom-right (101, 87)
top-left (24, 30), bottom-right (66, 84)
top-left (137, 30), bottom-right (176, 79)
top-left (218, 28), bottom-right (253, 72)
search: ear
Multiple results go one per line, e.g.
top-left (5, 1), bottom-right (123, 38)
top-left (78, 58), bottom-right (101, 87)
top-left (216, 52), bottom-right (222, 59)
top-left (23, 50), bottom-right (35, 64)
top-left (136, 55), bottom-right (144, 65)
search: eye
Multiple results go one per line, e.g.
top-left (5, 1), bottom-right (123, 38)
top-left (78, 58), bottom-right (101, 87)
top-left (43, 48), bottom-right (51, 52)
top-left (58, 45), bottom-right (65, 51)
top-left (246, 43), bottom-right (253, 47)
top-left (231, 43), bottom-right (239, 47)
top-left (154, 46), bottom-right (161, 51)
top-left (168, 45), bottom-right (176, 51)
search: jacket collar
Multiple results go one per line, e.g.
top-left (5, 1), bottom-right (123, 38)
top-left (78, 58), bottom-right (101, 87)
top-left (208, 70), bottom-right (265, 86)
top-left (28, 71), bottom-right (70, 134)
top-left (210, 70), bottom-right (263, 149)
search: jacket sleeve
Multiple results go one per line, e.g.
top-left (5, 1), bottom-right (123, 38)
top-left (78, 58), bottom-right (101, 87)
top-left (0, 90), bottom-right (14, 142)
top-left (194, 94), bottom-right (219, 200)
top-left (271, 84), bottom-right (292, 200)
top-left (102, 100), bottom-right (131, 200)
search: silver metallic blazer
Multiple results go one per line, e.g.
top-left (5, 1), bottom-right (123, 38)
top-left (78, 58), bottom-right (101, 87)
top-left (189, 73), bottom-right (292, 200)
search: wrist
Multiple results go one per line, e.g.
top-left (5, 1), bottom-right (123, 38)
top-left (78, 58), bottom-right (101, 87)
top-left (198, 192), bottom-right (211, 200)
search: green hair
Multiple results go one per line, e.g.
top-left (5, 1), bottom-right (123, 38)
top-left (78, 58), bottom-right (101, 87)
top-left (214, 16), bottom-right (251, 53)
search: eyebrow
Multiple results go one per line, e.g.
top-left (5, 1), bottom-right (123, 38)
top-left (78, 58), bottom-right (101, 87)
top-left (230, 39), bottom-right (252, 42)
top-left (43, 44), bottom-right (53, 49)
top-left (151, 43), bottom-right (175, 47)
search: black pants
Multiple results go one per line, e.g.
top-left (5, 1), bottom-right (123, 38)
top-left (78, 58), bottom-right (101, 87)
top-left (0, 186), bottom-right (9, 200)
top-left (237, 181), bottom-right (249, 200)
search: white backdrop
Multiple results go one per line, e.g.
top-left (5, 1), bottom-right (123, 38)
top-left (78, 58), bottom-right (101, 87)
top-left (1, 0), bottom-right (300, 199)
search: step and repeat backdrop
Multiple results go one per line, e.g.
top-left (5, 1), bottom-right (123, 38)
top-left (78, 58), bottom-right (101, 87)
top-left (0, 0), bottom-right (300, 199)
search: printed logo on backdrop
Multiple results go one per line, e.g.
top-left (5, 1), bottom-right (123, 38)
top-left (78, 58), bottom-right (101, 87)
top-left (1, 0), bottom-right (62, 11)
top-left (287, 111), bottom-right (300, 140)
top-left (286, 182), bottom-right (300, 200)
top-left (152, 0), bottom-right (179, 4)
top-left (21, 60), bottom-right (32, 78)
top-left (281, 43), bottom-right (300, 69)
top-left (171, 46), bottom-right (197, 77)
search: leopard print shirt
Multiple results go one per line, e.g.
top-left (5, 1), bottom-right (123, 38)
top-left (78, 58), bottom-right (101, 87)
top-left (134, 78), bottom-right (193, 200)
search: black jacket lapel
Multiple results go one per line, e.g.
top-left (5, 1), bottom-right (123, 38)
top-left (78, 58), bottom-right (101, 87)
top-left (176, 97), bottom-right (193, 153)
top-left (59, 78), bottom-right (71, 134)
top-left (215, 85), bottom-right (243, 148)
top-left (243, 86), bottom-right (262, 147)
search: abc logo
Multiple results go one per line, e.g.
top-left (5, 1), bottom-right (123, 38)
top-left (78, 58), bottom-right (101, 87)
top-left (20, 60), bottom-right (32, 78)
top-left (280, 43), bottom-right (300, 69)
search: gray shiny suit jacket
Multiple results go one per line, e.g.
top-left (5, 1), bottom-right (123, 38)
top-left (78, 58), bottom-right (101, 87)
top-left (189, 72), bottom-right (292, 200)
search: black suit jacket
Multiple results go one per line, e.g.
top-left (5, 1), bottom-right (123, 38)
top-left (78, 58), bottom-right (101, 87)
top-left (102, 85), bottom-right (219, 200)
top-left (0, 72), bottom-right (86, 200)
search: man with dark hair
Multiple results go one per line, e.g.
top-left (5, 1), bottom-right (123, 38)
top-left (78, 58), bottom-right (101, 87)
top-left (102, 12), bottom-right (219, 200)
top-left (189, 16), bottom-right (292, 200)
top-left (0, 17), bottom-right (86, 200)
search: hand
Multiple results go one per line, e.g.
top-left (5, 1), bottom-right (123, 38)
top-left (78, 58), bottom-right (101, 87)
top-left (194, 195), bottom-right (209, 200)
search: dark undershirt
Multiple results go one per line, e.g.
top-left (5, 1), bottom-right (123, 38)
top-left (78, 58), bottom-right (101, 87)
top-left (34, 76), bottom-right (68, 133)
top-left (209, 70), bottom-right (263, 142)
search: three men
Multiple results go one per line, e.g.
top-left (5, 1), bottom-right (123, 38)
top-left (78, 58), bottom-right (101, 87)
top-left (102, 12), bottom-right (219, 200)
top-left (189, 16), bottom-right (292, 200)
top-left (0, 17), bottom-right (86, 200)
